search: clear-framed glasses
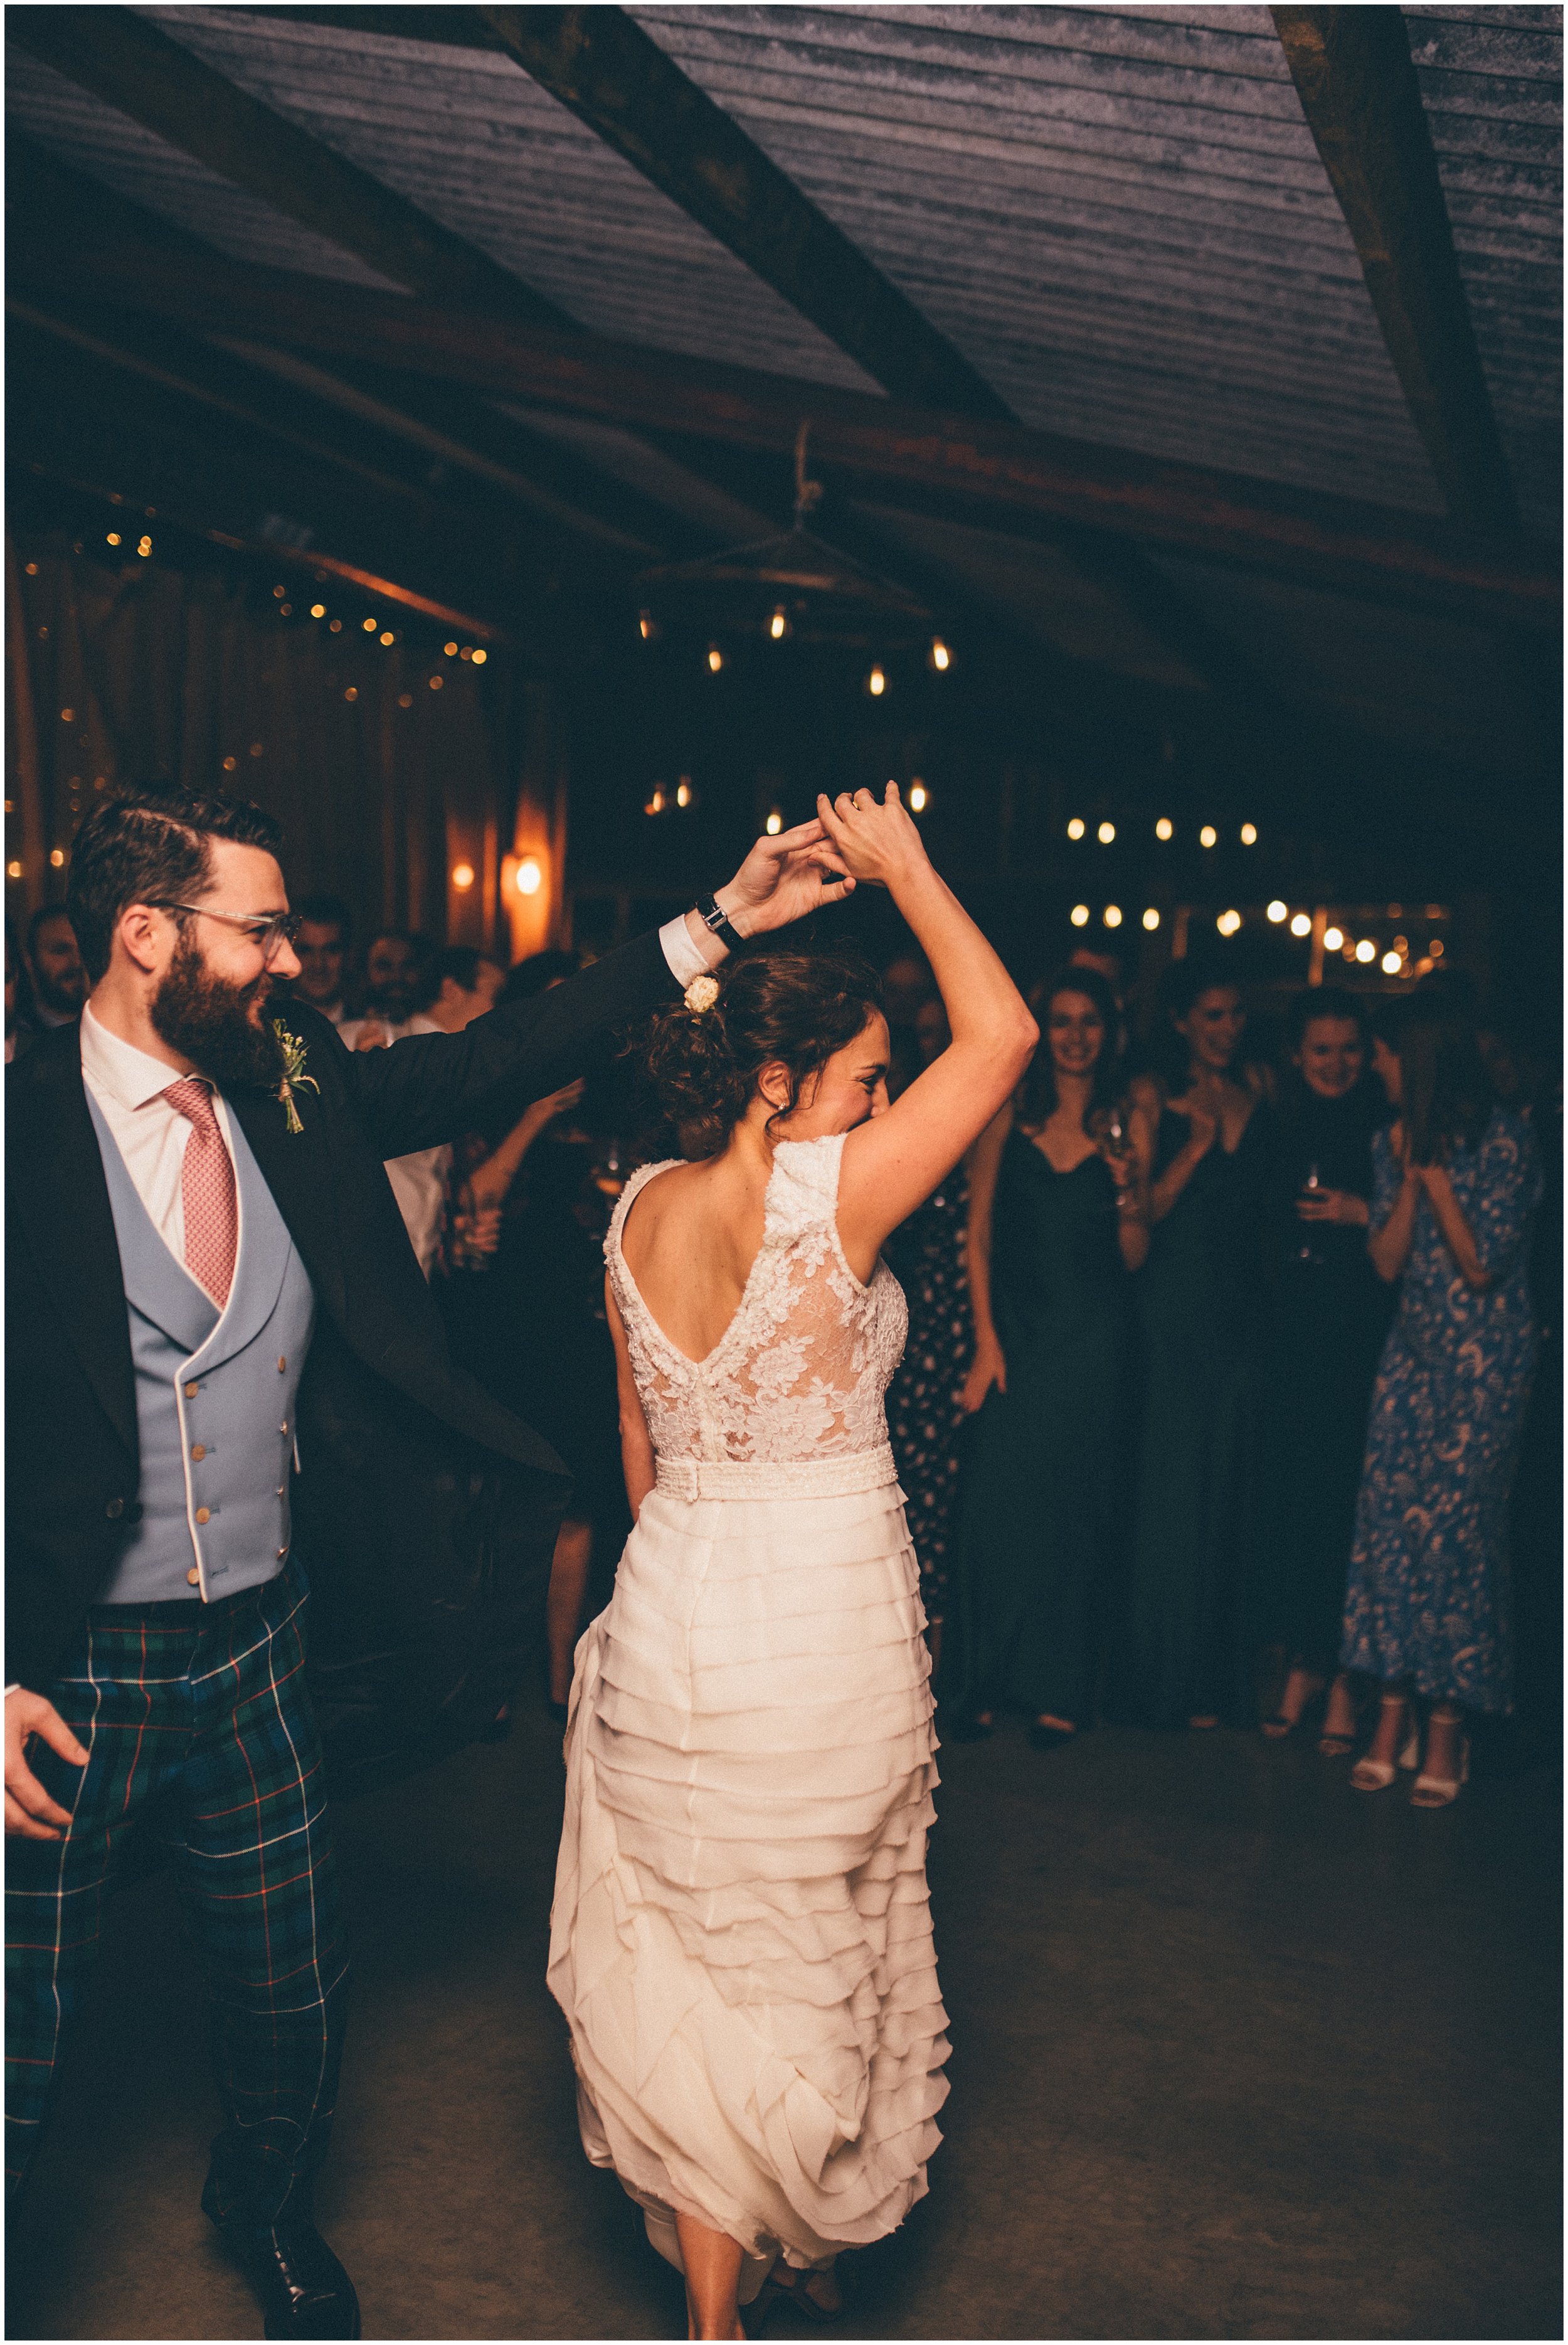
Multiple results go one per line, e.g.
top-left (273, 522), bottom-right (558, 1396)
top-left (151, 901), bottom-right (303, 960)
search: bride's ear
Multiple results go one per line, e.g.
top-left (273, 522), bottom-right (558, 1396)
top-left (756, 1059), bottom-right (793, 1114)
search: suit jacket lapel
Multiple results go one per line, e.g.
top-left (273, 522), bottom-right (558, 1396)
top-left (226, 1075), bottom-right (347, 1324)
top-left (9, 1029), bottom-right (138, 1459)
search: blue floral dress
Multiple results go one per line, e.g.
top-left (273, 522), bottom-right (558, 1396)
top-left (1340, 1110), bottom-right (1542, 1711)
top-left (884, 1174), bottom-right (972, 1625)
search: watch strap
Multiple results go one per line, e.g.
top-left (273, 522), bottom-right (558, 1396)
top-left (696, 894), bottom-right (746, 951)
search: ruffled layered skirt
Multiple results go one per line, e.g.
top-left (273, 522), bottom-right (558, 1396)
top-left (548, 1448), bottom-right (948, 2285)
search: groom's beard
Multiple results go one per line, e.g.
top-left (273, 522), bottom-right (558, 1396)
top-left (151, 932), bottom-right (286, 1090)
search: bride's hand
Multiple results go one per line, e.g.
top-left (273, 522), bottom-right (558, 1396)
top-left (815, 784), bottom-right (929, 889)
top-left (715, 819), bottom-right (855, 939)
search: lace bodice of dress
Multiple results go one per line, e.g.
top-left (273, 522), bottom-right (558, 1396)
top-left (605, 1132), bottom-right (908, 1465)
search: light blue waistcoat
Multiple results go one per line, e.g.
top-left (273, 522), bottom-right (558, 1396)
top-left (87, 1091), bottom-right (317, 1607)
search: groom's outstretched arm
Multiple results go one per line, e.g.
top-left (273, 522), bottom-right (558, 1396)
top-left (337, 819), bottom-right (853, 1162)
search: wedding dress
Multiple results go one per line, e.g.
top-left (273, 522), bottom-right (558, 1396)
top-left (548, 1131), bottom-right (949, 2292)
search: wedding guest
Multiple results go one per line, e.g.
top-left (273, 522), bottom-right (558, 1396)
top-left (23, 903), bottom-right (87, 1029)
top-left (289, 893), bottom-right (353, 1026)
top-left (882, 996), bottom-right (973, 1667)
top-left (948, 967), bottom-right (1145, 1746)
top-left (1256, 991), bottom-right (1392, 1749)
top-left (1121, 960), bottom-right (1271, 1730)
top-left (1342, 994), bottom-right (1542, 1807)
top-left (882, 947), bottom-right (933, 1100)
top-left (340, 935), bottom-right (451, 1275)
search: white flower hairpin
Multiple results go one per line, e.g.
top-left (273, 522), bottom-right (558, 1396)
top-left (684, 974), bottom-right (720, 1015)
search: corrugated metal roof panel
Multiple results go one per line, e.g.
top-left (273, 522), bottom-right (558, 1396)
top-left (140, 6), bottom-right (882, 392)
top-left (632, 4), bottom-right (1446, 512)
top-left (1403, 7), bottom-right (1562, 536)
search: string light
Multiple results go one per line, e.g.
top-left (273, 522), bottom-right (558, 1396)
top-left (1217, 908), bottom-right (1242, 936)
top-left (1104, 905), bottom-right (1122, 928)
top-left (1429, 939), bottom-right (1444, 958)
top-left (363, 617), bottom-right (377, 633)
top-left (137, 536), bottom-right (151, 557)
top-left (769, 607), bottom-right (788, 641)
top-left (1267, 900), bottom-right (1287, 922)
top-left (471, 649), bottom-right (486, 666)
top-left (379, 631), bottom-right (394, 646)
top-left (6, 862), bottom-right (21, 880)
top-left (867, 664), bottom-right (886, 696)
top-left (1067, 818), bottom-right (1086, 841)
top-left (445, 641), bottom-right (458, 657)
top-left (310, 603), bottom-right (326, 618)
top-left (1324, 926), bottom-right (1344, 951)
top-left (398, 694), bottom-right (413, 709)
top-left (646, 787), bottom-right (666, 815)
top-left (708, 646), bottom-right (723, 673)
top-left (765, 809), bottom-right (783, 836)
top-left (329, 619), bottom-right (342, 633)
top-left (1392, 935), bottom-right (1409, 955)
top-left (909, 783), bottom-right (929, 812)
top-left (517, 857), bottom-right (543, 896)
top-left (460, 647), bottom-right (472, 661)
top-left (1070, 904), bottom-right (1090, 927)
top-left (1142, 908), bottom-right (1160, 931)
top-left (930, 637), bottom-right (951, 672)
top-left (273, 585), bottom-right (286, 600)
top-left (1155, 818), bottom-right (1173, 840)
top-left (675, 779), bottom-right (692, 809)
top-left (223, 755), bottom-right (238, 772)
top-left (61, 708), bottom-right (75, 724)
top-left (1290, 913), bottom-right (1311, 938)
top-left (429, 674), bottom-right (443, 689)
top-left (1098, 821), bottom-right (1116, 844)
top-left (1199, 825), bottom-right (1217, 849)
top-left (638, 612), bottom-right (654, 642)
top-left (1240, 823), bottom-right (1258, 845)
top-left (49, 848), bottom-right (65, 868)
top-left (106, 532), bottom-right (120, 547)
top-left (451, 863), bottom-right (475, 890)
top-left (1355, 939), bottom-right (1377, 963)
top-left (1381, 950), bottom-right (1401, 974)
top-left (344, 688), bottom-right (358, 703)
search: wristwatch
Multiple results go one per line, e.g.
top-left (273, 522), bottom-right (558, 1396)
top-left (696, 894), bottom-right (746, 952)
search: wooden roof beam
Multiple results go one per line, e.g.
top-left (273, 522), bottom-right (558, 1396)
top-left (19, 230), bottom-right (1553, 627)
top-left (1272, 6), bottom-right (1519, 533)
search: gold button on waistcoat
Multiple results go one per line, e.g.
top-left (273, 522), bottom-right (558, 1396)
top-left (191, 1444), bottom-right (206, 1461)
top-left (186, 1567), bottom-right (200, 1587)
top-left (277, 1356), bottom-right (287, 1372)
top-left (186, 1381), bottom-right (200, 1398)
top-left (194, 1506), bottom-right (210, 1525)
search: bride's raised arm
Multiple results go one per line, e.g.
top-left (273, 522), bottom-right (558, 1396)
top-left (817, 785), bottom-right (1037, 1277)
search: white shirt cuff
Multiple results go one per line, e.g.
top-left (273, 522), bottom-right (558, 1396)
top-left (659, 912), bottom-right (726, 989)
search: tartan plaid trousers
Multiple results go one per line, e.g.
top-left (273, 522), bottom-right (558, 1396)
top-left (5, 1566), bottom-right (349, 2231)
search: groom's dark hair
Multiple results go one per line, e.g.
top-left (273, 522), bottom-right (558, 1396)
top-left (66, 784), bottom-right (284, 981)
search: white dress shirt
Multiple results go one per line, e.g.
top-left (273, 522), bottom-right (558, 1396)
top-left (659, 912), bottom-right (725, 989)
top-left (78, 1002), bottom-right (238, 1304)
top-left (337, 1011), bottom-right (450, 1278)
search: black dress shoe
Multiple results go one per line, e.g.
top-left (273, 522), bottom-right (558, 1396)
top-left (219, 2221), bottom-right (361, 2340)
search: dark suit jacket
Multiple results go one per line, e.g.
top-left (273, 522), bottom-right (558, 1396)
top-left (6, 930), bottom-right (677, 1770)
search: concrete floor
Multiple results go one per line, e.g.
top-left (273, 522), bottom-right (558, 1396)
top-left (8, 1701), bottom-right (1560, 2342)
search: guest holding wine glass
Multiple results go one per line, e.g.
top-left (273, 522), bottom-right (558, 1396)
top-left (1341, 992), bottom-right (1542, 1807)
top-left (947, 967), bottom-right (1146, 1748)
top-left (1256, 991), bottom-right (1392, 1751)
top-left (1121, 961), bottom-right (1271, 1731)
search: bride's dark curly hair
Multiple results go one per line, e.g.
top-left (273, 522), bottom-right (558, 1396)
top-left (642, 949), bottom-right (884, 1159)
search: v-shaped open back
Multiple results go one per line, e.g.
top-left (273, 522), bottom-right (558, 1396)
top-left (605, 1132), bottom-right (908, 1467)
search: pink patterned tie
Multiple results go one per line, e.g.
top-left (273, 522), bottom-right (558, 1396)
top-left (164, 1078), bottom-right (238, 1309)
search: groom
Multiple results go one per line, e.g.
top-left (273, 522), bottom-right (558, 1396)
top-left (4, 783), bottom-right (849, 2338)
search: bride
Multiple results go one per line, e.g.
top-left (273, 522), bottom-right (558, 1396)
top-left (548, 785), bottom-right (1036, 2339)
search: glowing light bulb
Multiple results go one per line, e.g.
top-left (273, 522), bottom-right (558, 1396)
top-left (1142, 907), bottom-right (1160, 932)
top-left (379, 631), bottom-right (394, 646)
top-left (49, 848), bottom-right (65, 868)
top-left (1104, 905), bottom-right (1122, 928)
top-left (930, 637), bottom-right (950, 672)
top-left (6, 861), bottom-right (21, 880)
top-left (909, 783), bottom-right (929, 813)
top-left (137, 537), bottom-right (151, 557)
top-left (1070, 904), bottom-right (1090, 928)
top-left (1381, 951), bottom-right (1401, 974)
top-left (638, 612), bottom-right (652, 642)
top-left (1240, 823), bottom-right (1258, 845)
top-left (1155, 818), bottom-right (1173, 841)
top-left (1067, 818), bottom-right (1086, 841)
top-left (363, 617), bottom-right (378, 633)
top-left (1217, 908), bottom-right (1241, 936)
top-left (765, 809), bottom-right (783, 836)
top-left (106, 532), bottom-right (120, 547)
top-left (769, 607), bottom-right (788, 641)
top-left (1355, 938), bottom-right (1377, 963)
top-left (1324, 926), bottom-right (1343, 952)
top-left (1393, 935), bottom-right (1409, 955)
top-left (451, 862), bottom-right (475, 891)
top-left (471, 648), bottom-right (486, 666)
top-left (445, 641), bottom-right (458, 657)
top-left (1098, 821), bottom-right (1116, 844)
top-left (1267, 900), bottom-right (1288, 923)
top-left (675, 780), bottom-right (692, 809)
top-left (1199, 825), bottom-right (1217, 849)
top-left (1290, 913), bottom-right (1312, 938)
top-left (310, 603), bottom-right (325, 619)
top-left (517, 857), bottom-right (543, 896)
top-left (1429, 939), bottom-right (1444, 958)
top-left (867, 664), bottom-right (886, 696)
top-left (707, 646), bottom-right (723, 673)
top-left (647, 788), bottom-right (666, 816)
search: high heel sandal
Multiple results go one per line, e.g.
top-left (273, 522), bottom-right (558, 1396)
top-left (1411, 1714), bottom-right (1470, 1809)
top-left (1262, 1671), bottom-right (1326, 1740)
top-left (1350, 1697), bottom-right (1419, 1792)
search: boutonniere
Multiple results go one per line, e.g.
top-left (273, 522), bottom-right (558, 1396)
top-left (272, 1021), bottom-right (320, 1135)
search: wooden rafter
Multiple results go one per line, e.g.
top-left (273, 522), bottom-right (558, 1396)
top-left (18, 227), bottom-right (1553, 627)
top-left (1272, 6), bottom-right (1518, 533)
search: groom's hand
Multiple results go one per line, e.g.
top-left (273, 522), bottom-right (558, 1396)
top-left (5, 1689), bottom-right (88, 1840)
top-left (714, 819), bottom-right (855, 940)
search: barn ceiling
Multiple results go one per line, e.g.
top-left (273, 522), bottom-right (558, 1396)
top-left (5, 2), bottom-right (1561, 807)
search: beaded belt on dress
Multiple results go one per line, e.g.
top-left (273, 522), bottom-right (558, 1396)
top-left (654, 1444), bottom-right (898, 1502)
